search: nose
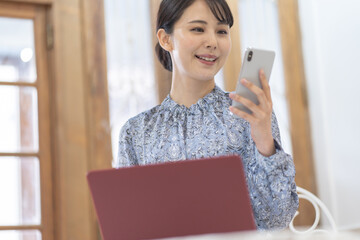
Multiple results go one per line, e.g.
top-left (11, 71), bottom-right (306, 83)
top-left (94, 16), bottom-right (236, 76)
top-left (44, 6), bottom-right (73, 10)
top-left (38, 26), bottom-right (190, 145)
top-left (205, 32), bottom-right (217, 50)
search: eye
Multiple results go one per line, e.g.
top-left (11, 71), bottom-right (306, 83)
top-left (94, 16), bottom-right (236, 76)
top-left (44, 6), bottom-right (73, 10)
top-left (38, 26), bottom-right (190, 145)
top-left (191, 27), bottom-right (204, 33)
top-left (218, 30), bottom-right (228, 35)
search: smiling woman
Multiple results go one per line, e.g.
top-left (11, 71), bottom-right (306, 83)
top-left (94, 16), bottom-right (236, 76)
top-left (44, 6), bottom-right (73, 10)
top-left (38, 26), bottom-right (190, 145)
top-left (156, 0), bottom-right (232, 107)
top-left (114, 0), bottom-right (299, 230)
top-left (155, 0), bottom-right (233, 73)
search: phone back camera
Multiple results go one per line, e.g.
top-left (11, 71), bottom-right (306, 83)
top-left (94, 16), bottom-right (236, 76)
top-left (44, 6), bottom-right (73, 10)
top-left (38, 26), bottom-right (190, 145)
top-left (247, 51), bottom-right (253, 62)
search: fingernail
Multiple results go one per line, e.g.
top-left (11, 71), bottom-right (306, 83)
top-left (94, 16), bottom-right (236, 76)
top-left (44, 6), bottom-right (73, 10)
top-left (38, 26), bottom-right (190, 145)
top-left (241, 78), bottom-right (248, 85)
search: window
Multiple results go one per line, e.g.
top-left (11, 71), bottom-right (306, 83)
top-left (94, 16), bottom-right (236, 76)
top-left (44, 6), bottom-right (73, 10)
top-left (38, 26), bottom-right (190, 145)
top-left (0, 3), bottom-right (53, 239)
top-left (104, 0), bottom-right (157, 161)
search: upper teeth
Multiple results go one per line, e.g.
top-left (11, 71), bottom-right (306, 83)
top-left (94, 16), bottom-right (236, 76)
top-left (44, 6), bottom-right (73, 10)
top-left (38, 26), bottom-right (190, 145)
top-left (198, 56), bottom-right (216, 62)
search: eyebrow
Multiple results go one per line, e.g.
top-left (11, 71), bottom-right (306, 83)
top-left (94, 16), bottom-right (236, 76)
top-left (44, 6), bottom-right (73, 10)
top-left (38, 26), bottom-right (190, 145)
top-left (188, 20), bottom-right (228, 26)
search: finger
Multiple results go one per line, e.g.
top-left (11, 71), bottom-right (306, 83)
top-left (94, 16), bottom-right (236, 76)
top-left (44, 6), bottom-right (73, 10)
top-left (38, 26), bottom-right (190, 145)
top-left (229, 92), bottom-right (262, 115)
top-left (240, 78), bottom-right (268, 108)
top-left (229, 106), bottom-right (255, 122)
top-left (259, 69), bottom-right (272, 104)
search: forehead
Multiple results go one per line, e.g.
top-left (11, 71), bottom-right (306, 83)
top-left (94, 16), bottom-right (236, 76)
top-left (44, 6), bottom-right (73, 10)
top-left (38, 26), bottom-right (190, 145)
top-left (176, 0), bottom-right (222, 25)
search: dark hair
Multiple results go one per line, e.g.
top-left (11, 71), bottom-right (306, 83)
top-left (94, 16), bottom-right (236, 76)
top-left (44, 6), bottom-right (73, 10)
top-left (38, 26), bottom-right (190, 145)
top-left (155, 0), bottom-right (234, 72)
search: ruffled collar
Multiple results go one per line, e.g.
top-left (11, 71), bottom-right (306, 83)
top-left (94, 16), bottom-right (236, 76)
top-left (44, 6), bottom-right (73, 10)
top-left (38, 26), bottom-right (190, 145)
top-left (159, 85), bottom-right (228, 117)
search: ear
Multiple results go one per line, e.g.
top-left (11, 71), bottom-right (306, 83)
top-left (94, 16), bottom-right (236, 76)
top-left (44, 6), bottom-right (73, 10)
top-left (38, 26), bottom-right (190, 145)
top-left (157, 28), bottom-right (173, 52)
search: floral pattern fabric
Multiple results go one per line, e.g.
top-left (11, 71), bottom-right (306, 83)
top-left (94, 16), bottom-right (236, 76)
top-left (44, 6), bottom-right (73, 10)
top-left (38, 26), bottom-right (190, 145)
top-left (115, 85), bottom-right (299, 230)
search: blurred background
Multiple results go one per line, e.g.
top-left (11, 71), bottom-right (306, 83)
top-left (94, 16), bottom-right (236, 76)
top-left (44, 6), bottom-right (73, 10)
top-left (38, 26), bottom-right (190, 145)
top-left (0, 0), bottom-right (359, 239)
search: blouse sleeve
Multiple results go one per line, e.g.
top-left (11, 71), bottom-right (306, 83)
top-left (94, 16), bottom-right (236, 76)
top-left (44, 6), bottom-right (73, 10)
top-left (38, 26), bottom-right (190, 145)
top-left (247, 112), bottom-right (299, 230)
top-left (113, 120), bottom-right (138, 168)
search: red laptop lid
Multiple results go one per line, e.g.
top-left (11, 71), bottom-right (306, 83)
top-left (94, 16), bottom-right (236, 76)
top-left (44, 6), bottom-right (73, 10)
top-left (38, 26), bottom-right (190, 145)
top-left (87, 155), bottom-right (256, 240)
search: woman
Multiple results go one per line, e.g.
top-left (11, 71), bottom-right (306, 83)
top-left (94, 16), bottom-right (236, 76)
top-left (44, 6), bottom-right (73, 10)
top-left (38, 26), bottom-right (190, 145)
top-left (115, 0), bottom-right (298, 230)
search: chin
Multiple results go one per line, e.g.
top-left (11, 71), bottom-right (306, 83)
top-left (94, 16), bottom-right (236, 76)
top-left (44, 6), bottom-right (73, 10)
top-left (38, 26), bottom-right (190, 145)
top-left (194, 75), bottom-right (217, 82)
top-left (196, 70), bottom-right (220, 81)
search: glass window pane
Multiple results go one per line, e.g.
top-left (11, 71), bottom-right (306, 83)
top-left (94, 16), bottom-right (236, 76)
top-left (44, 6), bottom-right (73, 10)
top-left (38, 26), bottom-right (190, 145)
top-left (0, 230), bottom-right (41, 240)
top-left (0, 86), bottom-right (39, 153)
top-left (0, 17), bottom-right (37, 83)
top-left (104, 0), bottom-right (156, 161)
top-left (0, 157), bottom-right (41, 226)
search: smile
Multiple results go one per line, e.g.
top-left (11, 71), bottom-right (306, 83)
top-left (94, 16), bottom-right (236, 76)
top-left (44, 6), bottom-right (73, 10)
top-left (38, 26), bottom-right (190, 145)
top-left (195, 55), bottom-right (218, 65)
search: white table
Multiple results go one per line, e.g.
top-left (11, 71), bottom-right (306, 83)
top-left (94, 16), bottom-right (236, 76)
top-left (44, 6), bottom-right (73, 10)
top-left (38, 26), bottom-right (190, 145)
top-left (163, 230), bottom-right (360, 240)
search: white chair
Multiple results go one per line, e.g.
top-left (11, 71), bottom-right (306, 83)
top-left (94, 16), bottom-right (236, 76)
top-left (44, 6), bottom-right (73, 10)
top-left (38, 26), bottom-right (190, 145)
top-left (289, 186), bottom-right (338, 234)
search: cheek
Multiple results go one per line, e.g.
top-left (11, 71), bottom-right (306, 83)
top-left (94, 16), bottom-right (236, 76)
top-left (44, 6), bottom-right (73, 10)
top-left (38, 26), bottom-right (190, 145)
top-left (173, 37), bottom-right (196, 58)
top-left (173, 30), bottom-right (194, 48)
top-left (220, 39), bottom-right (231, 57)
top-left (180, 38), bottom-right (197, 54)
top-left (174, 41), bottom-right (197, 64)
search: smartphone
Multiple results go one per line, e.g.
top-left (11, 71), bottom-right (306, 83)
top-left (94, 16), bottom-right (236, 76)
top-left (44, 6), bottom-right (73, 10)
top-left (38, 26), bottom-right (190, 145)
top-left (232, 47), bottom-right (275, 114)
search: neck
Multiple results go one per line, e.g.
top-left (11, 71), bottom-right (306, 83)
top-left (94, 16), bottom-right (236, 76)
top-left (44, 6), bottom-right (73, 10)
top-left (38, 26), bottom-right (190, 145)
top-left (170, 75), bottom-right (215, 108)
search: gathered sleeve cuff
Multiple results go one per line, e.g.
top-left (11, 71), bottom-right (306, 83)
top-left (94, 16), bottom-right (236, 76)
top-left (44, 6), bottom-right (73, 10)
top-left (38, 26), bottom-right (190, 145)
top-left (254, 139), bottom-right (296, 178)
top-left (248, 112), bottom-right (299, 230)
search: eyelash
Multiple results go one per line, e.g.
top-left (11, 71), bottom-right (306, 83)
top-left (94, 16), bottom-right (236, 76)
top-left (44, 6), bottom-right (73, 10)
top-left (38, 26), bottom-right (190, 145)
top-left (190, 28), bottom-right (228, 35)
top-left (191, 27), bottom-right (204, 32)
top-left (218, 30), bottom-right (228, 35)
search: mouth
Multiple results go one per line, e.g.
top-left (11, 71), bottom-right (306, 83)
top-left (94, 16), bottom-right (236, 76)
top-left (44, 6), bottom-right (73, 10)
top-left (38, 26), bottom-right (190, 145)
top-left (195, 54), bottom-right (218, 65)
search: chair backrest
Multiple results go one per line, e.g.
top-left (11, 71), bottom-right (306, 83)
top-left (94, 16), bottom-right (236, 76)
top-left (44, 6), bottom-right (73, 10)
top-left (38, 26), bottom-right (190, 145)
top-left (289, 186), bottom-right (337, 234)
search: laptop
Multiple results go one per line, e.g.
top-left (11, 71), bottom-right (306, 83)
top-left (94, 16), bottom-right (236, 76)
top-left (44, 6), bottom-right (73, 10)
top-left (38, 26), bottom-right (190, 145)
top-left (87, 155), bottom-right (256, 240)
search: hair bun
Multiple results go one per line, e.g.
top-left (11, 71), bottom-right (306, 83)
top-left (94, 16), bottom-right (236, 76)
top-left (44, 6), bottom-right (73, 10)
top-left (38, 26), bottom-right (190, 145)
top-left (155, 42), bottom-right (172, 72)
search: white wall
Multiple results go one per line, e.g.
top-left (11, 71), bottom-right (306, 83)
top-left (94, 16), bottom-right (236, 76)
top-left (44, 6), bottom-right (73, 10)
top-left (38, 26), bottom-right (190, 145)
top-left (298, 0), bottom-right (360, 230)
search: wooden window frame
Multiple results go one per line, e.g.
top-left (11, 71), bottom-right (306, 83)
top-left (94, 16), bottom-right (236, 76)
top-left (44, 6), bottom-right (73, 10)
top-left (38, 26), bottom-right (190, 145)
top-left (0, 2), bottom-right (54, 239)
top-left (1, 0), bottom-right (112, 239)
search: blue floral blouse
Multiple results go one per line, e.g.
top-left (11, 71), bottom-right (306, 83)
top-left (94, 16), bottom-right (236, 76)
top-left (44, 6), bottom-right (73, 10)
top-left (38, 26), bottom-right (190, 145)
top-left (115, 85), bottom-right (299, 230)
